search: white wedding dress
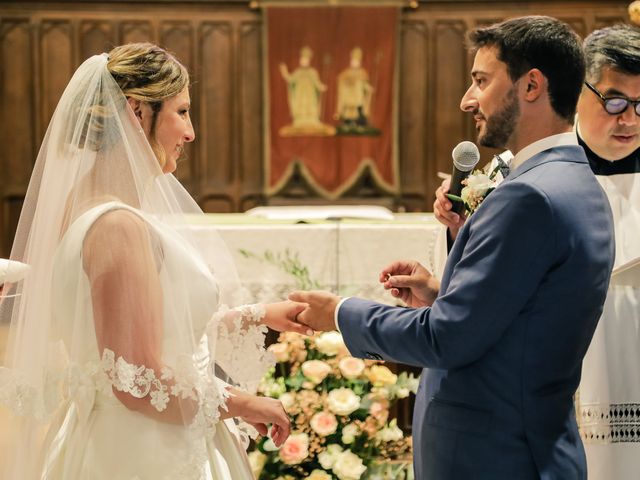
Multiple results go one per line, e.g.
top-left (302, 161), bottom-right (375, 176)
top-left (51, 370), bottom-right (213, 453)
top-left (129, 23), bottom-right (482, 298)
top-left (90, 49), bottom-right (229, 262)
top-left (39, 201), bottom-right (260, 480)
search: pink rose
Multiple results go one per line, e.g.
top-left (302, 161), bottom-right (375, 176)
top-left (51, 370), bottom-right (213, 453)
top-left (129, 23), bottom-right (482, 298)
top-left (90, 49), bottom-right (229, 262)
top-left (339, 357), bottom-right (365, 379)
top-left (370, 401), bottom-right (389, 424)
top-left (302, 360), bottom-right (331, 384)
top-left (310, 411), bottom-right (339, 437)
top-left (279, 432), bottom-right (310, 465)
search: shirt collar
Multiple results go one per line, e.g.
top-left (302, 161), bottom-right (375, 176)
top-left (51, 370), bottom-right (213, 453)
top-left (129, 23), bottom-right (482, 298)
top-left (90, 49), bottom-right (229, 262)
top-left (510, 132), bottom-right (578, 171)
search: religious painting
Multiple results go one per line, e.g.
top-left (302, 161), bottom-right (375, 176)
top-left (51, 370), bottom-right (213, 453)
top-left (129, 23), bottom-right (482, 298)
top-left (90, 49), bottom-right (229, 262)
top-left (265, 7), bottom-right (399, 199)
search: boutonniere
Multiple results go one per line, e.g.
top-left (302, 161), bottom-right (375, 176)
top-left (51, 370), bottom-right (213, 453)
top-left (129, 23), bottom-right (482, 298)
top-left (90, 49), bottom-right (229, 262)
top-left (446, 161), bottom-right (507, 215)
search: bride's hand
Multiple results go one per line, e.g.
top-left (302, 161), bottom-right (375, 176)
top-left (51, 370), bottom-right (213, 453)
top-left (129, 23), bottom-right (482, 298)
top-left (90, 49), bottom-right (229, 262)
top-left (233, 392), bottom-right (291, 447)
top-left (263, 300), bottom-right (312, 335)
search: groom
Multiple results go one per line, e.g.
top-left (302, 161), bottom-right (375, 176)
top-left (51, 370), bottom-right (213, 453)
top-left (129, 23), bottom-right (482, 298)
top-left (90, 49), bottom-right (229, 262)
top-left (291, 16), bottom-right (615, 480)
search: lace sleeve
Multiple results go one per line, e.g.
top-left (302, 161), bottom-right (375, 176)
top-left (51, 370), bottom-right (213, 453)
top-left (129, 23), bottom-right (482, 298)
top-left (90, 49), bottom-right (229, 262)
top-left (98, 349), bottom-right (229, 425)
top-left (0, 346), bottom-right (231, 441)
top-left (207, 304), bottom-right (275, 394)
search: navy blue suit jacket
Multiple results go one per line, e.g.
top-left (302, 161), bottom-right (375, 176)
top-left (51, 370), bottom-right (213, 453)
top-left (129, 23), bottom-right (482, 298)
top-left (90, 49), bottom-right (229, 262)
top-left (338, 146), bottom-right (614, 479)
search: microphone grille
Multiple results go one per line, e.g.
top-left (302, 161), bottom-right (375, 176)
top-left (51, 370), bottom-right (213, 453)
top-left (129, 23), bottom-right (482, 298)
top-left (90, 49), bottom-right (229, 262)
top-left (452, 141), bottom-right (480, 172)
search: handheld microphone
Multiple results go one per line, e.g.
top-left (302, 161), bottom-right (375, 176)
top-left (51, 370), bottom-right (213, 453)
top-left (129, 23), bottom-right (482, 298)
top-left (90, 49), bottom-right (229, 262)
top-left (449, 141), bottom-right (480, 215)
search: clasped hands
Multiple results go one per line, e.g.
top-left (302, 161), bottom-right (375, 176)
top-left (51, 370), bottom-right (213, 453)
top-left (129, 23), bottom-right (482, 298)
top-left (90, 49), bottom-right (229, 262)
top-left (284, 259), bottom-right (440, 333)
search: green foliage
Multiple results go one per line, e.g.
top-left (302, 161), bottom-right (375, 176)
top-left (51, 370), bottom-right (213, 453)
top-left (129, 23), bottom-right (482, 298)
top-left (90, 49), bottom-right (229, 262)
top-left (239, 248), bottom-right (322, 290)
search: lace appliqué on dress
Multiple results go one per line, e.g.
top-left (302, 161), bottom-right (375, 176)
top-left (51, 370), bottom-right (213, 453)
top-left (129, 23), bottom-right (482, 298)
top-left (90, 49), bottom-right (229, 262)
top-left (210, 304), bottom-right (275, 394)
top-left (0, 348), bottom-right (230, 439)
top-left (0, 366), bottom-right (52, 420)
top-left (578, 403), bottom-right (640, 444)
top-left (100, 349), bottom-right (230, 439)
top-left (209, 303), bottom-right (275, 448)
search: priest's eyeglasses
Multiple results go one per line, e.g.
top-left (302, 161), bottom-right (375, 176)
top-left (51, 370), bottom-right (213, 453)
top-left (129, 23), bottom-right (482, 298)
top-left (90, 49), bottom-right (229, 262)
top-left (584, 82), bottom-right (640, 116)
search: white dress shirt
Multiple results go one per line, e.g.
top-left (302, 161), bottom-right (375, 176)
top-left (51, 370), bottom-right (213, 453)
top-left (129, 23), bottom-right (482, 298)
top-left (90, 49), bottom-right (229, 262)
top-left (510, 132), bottom-right (578, 171)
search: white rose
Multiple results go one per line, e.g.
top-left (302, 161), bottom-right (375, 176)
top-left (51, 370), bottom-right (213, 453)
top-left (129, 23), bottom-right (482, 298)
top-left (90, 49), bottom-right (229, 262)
top-left (301, 360), bottom-right (331, 384)
top-left (461, 172), bottom-right (494, 207)
top-left (307, 469), bottom-right (333, 480)
top-left (466, 172), bottom-right (492, 190)
top-left (332, 450), bottom-right (367, 480)
top-left (339, 357), bottom-right (365, 379)
top-left (375, 419), bottom-right (404, 443)
top-left (279, 392), bottom-right (295, 411)
top-left (396, 387), bottom-right (410, 399)
top-left (248, 450), bottom-right (267, 478)
top-left (310, 411), bottom-right (339, 437)
top-left (263, 437), bottom-right (279, 452)
top-left (268, 342), bottom-right (290, 362)
top-left (327, 388), bottom-right (361, 416)
top-left (341, 423), bottom-right (359, 444)
top-left (366, 365), bottom-right (397, 386)
top-left (318, 444), bottom-right (343, 470)
top-left (315, 331), bottom-right (345, 356)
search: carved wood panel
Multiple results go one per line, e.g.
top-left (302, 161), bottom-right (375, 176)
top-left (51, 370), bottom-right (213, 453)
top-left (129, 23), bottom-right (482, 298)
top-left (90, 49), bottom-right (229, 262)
top-left (198, 22), bottom-right (233, 190)
top-left (398, 20), bottom-right (428, 211)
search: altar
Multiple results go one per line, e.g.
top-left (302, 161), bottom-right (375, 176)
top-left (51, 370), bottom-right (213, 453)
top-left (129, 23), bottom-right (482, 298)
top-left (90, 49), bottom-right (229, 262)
top-left (186, 211), bottom-right (442, 305)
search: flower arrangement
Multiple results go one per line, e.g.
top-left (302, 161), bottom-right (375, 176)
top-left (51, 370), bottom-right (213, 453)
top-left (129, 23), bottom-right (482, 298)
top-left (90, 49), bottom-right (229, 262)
top-left (446, 158), bottom-right (508, 215)
top-left (249, 331), bottom-right (419, 480)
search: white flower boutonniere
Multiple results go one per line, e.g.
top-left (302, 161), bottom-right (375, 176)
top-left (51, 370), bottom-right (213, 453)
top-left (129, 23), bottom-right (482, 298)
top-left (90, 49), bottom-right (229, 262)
top-left (446, 155), bottom-right (510, 215)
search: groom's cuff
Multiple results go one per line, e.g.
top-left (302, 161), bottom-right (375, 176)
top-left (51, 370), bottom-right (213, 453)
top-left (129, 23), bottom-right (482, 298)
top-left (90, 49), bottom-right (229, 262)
top-left (334, 297), bottom-right (351, 333)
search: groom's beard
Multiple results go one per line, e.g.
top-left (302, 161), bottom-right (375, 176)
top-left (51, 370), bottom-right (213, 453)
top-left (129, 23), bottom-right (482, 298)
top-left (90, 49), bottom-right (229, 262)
top-left (479, 86), bottom-right (519, 149)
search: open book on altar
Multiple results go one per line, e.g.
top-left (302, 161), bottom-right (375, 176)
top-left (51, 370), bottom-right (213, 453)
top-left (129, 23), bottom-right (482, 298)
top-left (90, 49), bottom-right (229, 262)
top-left (610, 256), bottom-right (640, 288)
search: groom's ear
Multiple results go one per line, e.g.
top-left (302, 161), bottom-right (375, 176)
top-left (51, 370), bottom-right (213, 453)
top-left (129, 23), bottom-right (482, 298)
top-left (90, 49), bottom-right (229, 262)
top-left (522, 68), bottom-right (546, 102)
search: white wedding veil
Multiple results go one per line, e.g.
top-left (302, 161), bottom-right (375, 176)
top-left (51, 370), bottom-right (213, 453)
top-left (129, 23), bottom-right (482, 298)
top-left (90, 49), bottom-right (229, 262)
top-left (0, 50), bottom-right (267, 479)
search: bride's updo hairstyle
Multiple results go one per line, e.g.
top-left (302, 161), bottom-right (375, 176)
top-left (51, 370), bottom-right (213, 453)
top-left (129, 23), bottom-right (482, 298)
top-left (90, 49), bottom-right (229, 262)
top-left (106, 43), bottom-right (189, 168)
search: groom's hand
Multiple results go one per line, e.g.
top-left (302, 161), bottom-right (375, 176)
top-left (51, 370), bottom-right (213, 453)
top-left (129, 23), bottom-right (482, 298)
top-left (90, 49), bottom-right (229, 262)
top-left (380, 260), bottom-right (440, 307)
top-left (434, 178), bottom-right (466, 240)
top-left (263, 300), bottom-right (313, 336)
top-left (288, 290), bottom-right (340, 332)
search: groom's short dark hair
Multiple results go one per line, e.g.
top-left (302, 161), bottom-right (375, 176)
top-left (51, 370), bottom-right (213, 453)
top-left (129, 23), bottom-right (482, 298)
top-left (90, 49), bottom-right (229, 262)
top-left (468, 16), bottom-right (585, 123)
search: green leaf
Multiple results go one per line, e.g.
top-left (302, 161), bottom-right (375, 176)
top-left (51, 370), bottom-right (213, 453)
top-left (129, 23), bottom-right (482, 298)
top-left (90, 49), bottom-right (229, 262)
top-left (446, 193), bottom-right (464, 203)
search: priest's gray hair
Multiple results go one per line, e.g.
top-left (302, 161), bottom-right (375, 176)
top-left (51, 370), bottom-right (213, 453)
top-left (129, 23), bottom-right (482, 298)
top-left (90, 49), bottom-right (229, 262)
top-left (583, 24), bottom-right (640, 83)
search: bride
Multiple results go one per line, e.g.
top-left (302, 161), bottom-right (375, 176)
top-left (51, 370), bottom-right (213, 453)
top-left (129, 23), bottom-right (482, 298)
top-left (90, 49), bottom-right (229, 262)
top-left (0, 43), bottom-right (310, 479)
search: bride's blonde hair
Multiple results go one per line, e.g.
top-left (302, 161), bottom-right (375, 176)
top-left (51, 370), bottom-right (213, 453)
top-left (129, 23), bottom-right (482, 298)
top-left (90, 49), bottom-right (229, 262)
top-left (106, 42), bottom-right (189, 168)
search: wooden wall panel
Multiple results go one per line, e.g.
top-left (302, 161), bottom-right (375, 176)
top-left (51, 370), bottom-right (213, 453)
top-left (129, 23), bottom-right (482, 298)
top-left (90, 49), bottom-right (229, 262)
top-left (432, 20), bottom-right (468, 200)
top-left (238, 20), bottom-right (263, 211)
top-left (80, 20), bottom-right (114, 60)
top-left (0, 20), bottom-right (34, 189)
top-left (121, 21), bottom-right (154, 44)
top-left (1, 197), bottom-right (23, 258)
top-left (198, 22), bottom-right (233, 190)
top-left (40, 21), bottom-right (73, 129)
top-left (398, 20), bottom-right (428, 210)
top-left (595, 14), bottom-right (629, 30)
top-left (0, 19), bottom-right (33, 256)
